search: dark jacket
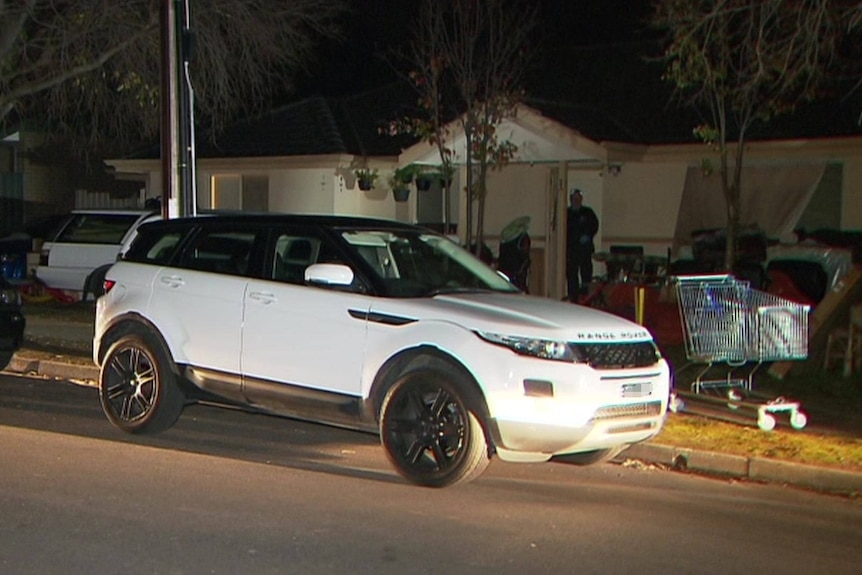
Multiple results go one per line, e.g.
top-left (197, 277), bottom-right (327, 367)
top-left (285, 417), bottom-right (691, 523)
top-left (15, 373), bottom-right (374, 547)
top-left (567, 206), bottom-right (599, 259)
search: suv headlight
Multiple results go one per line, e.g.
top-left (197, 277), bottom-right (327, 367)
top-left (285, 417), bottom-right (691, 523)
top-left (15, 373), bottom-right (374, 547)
top-left (476, 332), bottom-right (583, 362)
top-left (0, 286), bottom-right (21, 306)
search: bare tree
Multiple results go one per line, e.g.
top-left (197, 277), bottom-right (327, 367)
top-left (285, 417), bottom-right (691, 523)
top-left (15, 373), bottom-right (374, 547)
top-left (0, 0), bottom-right (347, 154)
top-left (651, 0), bottom-right (858, 271)
top-left (390, 0), bottom-right (537, 254)
top-left (384, 1), bottom-right (459, 232)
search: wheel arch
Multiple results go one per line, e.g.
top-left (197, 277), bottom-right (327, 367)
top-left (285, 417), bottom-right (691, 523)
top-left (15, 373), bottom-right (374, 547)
top-left (97, 313), bottom-right (177, 375)
top-left (365, 345), bottom-right (499, 449)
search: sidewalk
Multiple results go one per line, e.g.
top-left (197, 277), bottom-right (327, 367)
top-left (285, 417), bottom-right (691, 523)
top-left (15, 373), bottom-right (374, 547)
top-left (7, 302), bottom-right (862, 496)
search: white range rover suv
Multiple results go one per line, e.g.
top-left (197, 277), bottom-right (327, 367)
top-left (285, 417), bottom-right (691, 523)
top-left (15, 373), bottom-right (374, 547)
top-left (94, 214), bottom-right (670, 487)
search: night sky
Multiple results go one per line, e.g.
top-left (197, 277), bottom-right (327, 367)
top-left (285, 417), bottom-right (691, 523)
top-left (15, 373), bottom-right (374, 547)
top-left (294, 0), bottom-right (655, 97)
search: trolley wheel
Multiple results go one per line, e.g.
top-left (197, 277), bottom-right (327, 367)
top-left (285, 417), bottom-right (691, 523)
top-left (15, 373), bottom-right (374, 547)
top-left (757, 412), bottom-right (776, 432)
top-left (790, 410), bottom-right (808, 430)
top-left (727, 389), bottom-right (743, 410)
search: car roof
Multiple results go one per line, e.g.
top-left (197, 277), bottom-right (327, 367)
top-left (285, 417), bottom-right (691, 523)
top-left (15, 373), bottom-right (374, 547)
top-left (138, 213), bottom-right (424, 231)
top-left (70, 209), bottom-right (157, 216)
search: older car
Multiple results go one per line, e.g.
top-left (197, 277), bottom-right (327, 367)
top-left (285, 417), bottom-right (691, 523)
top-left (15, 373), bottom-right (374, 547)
top-left (94, 214), bottom-right (670, 487)
top-left (0, 276), bottom-right (25, 370)
top-left (36, 209), bottom-right (159, 295)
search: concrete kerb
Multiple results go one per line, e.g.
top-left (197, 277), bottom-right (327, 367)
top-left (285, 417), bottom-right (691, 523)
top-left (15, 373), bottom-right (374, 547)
top-left (8, 353), bottom-right (99, 384)
top-left (622, 443), bottom-right (862, 496)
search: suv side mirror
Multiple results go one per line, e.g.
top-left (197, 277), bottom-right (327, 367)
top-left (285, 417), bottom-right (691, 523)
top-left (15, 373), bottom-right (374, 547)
top-left (305, 263), bottom-right (354, 286)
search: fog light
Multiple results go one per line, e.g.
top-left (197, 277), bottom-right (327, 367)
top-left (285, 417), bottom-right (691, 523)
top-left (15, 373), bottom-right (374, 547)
top-left (523, 379), bottom-right (554, 397)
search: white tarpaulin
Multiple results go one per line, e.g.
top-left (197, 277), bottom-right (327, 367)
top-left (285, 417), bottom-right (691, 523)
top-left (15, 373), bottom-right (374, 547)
top-left (673, 162), bottom-right (827, 250)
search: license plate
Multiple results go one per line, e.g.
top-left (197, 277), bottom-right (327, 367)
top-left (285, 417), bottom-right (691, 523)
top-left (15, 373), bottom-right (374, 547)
top-left (621, 382), bottom-right (653, 398)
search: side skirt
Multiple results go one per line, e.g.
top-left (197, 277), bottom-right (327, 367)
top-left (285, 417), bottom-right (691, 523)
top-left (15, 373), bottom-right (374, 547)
top-left (181, 365), bottom-right (375, 433)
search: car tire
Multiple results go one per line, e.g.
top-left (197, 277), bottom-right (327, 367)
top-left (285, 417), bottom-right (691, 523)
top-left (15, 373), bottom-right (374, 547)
top-left (553, 446), bottom-right (624, 466)
top-left (99, 332), bottom-right (184, 434)
top-left (379, 363), bottom-right (490, 487)
top-left (0, 352), bottom-right (11, 371)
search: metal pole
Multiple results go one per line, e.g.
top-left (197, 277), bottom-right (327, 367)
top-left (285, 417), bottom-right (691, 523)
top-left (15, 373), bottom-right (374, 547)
top-left (160, 0), bottom-right (180, 218)
top-left (178, 0), bottom-right (196, 216)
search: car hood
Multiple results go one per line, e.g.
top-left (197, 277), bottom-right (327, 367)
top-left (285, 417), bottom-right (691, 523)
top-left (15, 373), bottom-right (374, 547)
top-left (380, 292), bottom-right (654, 343)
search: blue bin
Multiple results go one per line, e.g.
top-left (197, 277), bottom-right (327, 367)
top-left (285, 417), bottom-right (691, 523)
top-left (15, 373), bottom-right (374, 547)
top-left (0, 237), bottom-right (30, 280)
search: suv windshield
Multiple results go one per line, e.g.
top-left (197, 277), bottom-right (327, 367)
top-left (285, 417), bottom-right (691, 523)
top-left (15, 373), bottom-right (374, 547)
top-left (340, 229), bottom-right (519, 298)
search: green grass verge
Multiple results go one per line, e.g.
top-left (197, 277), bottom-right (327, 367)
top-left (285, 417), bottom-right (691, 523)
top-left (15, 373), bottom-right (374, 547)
top-left (654, 413), bottom-right (862, 472)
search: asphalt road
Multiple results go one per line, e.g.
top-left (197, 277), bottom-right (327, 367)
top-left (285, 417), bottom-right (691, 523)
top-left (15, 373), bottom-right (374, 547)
top-left (2, 373), bottom-right (861, 575)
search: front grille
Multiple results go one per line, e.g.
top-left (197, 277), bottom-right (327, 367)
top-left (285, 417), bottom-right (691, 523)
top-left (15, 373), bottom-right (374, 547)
top-left (572, 341), bottom-right (659, 369)
top-left (591, 401), bottom-right (663, 421)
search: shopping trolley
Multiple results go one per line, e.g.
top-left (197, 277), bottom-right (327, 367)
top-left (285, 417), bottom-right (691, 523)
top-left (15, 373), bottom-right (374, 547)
top-left (672, 274), bottom-right (811, 431)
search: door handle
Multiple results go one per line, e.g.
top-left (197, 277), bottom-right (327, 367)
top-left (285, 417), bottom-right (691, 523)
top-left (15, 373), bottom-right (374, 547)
top-left (160, 275), bottom-right (185, 288)
top-left (248, 291), bottom-right (276, 304)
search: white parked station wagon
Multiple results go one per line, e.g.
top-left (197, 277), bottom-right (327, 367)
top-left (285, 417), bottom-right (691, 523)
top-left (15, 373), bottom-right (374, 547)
top-left (37, 209), bottom-right (159, 294)
top-left (94, 214), bottom-right (670, 487)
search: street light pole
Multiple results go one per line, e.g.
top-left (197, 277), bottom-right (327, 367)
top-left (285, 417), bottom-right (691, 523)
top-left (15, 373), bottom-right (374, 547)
top-left (160, 0), bottom-right (196, 218)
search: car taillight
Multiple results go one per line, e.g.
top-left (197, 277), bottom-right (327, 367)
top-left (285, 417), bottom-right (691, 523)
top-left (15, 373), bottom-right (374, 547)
top-left (103, 280), bottom-right (116, 293)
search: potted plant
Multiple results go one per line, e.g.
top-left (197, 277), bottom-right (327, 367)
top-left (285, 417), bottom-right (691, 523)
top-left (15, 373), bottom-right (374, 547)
top-left (415, 170), bottom-right (434, 191)
top-left (392, 186), bottom-right (411, 202)
top-left (388, 168), bottom-right (413, 202)
top-left (354, 168), bottom-right (379, 191)
top-left (393, 164), bottom-right (418, 186)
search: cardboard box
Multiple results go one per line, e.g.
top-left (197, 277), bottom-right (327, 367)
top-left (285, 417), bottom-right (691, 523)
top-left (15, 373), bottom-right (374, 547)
top-left (769, 264), bottom-right (862, 378)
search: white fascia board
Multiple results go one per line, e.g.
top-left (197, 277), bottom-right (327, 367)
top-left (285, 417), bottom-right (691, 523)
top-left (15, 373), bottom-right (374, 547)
top-left (399, 103), bottom-right (605, 166)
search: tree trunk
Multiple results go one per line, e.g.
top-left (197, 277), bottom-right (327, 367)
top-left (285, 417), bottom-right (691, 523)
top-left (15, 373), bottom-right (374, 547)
top-left (464, 127), bottom-right (475, 251)
top-left (475, 163), bottom-right (488, 257)
top-left (723, 138), bottom-right (746, 272)
top-left (724, 187), bottom-right (739, 272)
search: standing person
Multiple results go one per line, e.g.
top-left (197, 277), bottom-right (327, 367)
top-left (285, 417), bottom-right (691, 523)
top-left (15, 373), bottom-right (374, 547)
top-left (566, 188), bottom-right (599, 302)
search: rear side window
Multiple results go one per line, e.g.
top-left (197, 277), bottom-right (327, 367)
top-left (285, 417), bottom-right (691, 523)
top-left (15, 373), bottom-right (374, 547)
top-left (54, 214), bottom-right (142, 244)
top-left (179, 229), bottom-right (257, 276)
top-left (124, 229), bottom-right (186, 265)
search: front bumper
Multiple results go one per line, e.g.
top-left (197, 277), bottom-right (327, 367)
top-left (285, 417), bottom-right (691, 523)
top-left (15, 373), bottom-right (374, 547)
top-left (474, 349), bottom-right (671, 461)
top-left (492, 400), bottom-right (665, 461)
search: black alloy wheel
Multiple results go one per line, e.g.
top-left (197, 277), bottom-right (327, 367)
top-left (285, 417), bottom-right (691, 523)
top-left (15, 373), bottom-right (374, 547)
top-left (380, 367), bottom-right (489, 488)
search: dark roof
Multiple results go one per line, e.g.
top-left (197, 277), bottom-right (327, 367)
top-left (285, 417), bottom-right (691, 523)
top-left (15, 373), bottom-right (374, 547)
top-left (195, 84), bottom-right (417, 159)
top-left (125, 42), bottom-right (860, 161)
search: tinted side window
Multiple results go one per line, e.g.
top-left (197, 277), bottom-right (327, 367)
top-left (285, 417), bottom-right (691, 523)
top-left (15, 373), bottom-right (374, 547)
top-left (55, 214), bottom-right (142, 244)
top-left (272, 234), bottom-right (321, 284)
top-left (124, 229), bottom-right (186, 265)
top-left (179, 229), bottom-right (257, 277)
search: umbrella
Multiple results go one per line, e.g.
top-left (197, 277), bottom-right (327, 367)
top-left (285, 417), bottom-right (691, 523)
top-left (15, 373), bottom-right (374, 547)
top-left (500, 216), bottom-right (531, 243)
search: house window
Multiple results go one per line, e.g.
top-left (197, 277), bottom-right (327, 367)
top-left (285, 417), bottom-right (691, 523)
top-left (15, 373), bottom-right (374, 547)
top-left (210, 174), bottom-right (269, 212)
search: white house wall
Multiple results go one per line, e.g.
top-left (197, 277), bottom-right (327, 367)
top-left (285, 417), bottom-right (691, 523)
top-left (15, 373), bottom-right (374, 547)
top-left (481, 164), bottom-right (549, 253)
top-left (600, 162), bottom-right (686, 257)
top-left (843, 158), bottom-right (862, 228)
top-left (268, 169), bottom-right (334, 214)
top-left (336, 173), bottom-right (413, 221)
top-left (194, 165), bottom-right (414, 222)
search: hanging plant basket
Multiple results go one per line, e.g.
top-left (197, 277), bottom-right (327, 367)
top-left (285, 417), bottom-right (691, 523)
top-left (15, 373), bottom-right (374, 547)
top-left (354, 168), bottom-right (378, 191)
top-left (392, 187), bottom-right (411, 202)
top-left (415, 175), bottom-right (433, 191)
top-left (393, 164), bottom-right (419, 187)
